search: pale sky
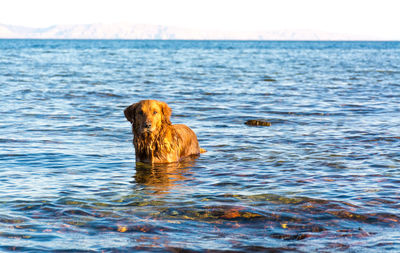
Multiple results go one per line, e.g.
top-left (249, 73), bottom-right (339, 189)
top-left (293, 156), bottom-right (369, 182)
top-left (1, 0), bottom-right (399, 39)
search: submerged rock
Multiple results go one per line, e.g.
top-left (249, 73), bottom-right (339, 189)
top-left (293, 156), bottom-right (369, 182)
top-left (245, 120), bottom-right (272, 127)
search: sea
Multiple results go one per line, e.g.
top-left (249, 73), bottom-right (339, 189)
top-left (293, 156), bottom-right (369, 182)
top-left (0, 39), bottom-right (399, 252)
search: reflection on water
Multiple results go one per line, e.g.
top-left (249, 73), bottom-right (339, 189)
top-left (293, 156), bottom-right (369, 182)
top-left (0, 40), bottom-right (399, 252)
top-left (134, 157), bottom-right (198, 194)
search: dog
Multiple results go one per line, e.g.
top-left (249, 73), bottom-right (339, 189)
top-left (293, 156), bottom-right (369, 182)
top-left (124, 100), bottom-right (205, 163)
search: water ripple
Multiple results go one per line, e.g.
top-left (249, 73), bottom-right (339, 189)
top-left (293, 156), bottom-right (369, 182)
top-left (0, 40), bottom-right (399, 252)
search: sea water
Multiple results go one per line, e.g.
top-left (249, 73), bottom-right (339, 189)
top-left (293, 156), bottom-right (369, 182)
top-left (0, 40), bottom-right (399, 252)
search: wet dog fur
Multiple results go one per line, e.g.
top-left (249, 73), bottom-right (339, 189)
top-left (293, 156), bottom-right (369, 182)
top-left (124, 100), bottom-right (205, 163)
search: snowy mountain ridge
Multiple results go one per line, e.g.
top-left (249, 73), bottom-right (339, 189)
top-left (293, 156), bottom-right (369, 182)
top-left (0, 23), bottom-right (382, 40)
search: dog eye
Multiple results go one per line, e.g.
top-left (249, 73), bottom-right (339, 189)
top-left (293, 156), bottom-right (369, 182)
top-left (153, 111), bottom-right (158, 115)
top-left (138, 110), bottom-right (143, 115)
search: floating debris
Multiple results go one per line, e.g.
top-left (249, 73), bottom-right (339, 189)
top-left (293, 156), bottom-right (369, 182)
top-left (245, 120), bottom-right (272, 127)
top-left (263, 76), bottom-right (277, 82)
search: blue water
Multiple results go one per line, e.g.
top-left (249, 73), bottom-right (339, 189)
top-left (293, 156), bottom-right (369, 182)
top-left (1, 39), bottom-right (400, 252)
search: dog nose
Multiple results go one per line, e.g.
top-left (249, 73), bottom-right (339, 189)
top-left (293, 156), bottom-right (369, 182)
top-left (144, 122), bottom-right (151, 128)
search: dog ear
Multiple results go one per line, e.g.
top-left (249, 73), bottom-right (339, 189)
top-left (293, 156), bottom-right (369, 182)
top-left (124, 103), bottom-right (138, 124)
top-left (160, 101), bottom-right (172, 125)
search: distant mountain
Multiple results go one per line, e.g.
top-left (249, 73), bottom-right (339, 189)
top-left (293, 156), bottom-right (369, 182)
top-left (0, 23), bottom-right (382, 40)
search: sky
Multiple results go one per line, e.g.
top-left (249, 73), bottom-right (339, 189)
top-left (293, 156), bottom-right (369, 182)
top-left (1, 0), bottom-right (399, 39)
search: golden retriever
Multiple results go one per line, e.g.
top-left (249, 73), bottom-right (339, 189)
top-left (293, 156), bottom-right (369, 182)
top-left (124, 100), bottom-right (205, 163)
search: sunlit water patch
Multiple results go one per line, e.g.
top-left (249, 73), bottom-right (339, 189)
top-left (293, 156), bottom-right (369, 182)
top-left (0, 40), bottom-right (400, 252)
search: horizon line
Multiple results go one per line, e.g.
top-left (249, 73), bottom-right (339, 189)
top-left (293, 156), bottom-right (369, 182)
top-left (1, 38), bottom-right (399, 42)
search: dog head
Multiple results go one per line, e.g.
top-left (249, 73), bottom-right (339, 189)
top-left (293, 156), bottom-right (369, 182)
top-left (124, 100), bottom-right (172, 135)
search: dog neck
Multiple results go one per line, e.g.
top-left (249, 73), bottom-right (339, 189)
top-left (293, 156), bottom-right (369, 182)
top-left (133, 126), bottom-right (178, 163)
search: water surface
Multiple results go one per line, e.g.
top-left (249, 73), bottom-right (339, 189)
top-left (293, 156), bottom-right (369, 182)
top-left (0, 40), bottom-right (400, 252)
